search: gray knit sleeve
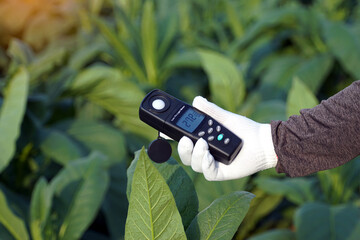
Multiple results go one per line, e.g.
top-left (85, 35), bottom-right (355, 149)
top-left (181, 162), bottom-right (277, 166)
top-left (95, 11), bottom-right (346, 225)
top-left (271, 80), bottom-right (360, 177)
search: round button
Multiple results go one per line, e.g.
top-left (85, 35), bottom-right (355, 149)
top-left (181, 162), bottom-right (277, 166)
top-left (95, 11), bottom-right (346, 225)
top-left (217, 134), bottom-right (224, 141)
top-left (152, 99), bottom-right (166, 110)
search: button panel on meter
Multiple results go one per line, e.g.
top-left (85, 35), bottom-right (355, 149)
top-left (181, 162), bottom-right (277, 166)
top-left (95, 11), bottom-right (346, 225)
top-left (196, 118), bottom-right (230, 145)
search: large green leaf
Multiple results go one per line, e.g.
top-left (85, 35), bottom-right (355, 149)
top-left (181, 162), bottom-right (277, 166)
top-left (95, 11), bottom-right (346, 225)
top-left (0, 67), bottom-right (29, 173)
top-left (102, 163), bottom-right (128, 240)
top-left (95, 18), bottom-right (147, 83)
top-left (286, 77), bottom-right (319, 117)
top-left (0, 190), bottom-right (29, 240)
top-left (127, 153), bottom-right (198, 229)
top-left (248, 229), bottom-right (296, 240)
top-left (69, 65), bottom-right (122, 93)
top-left (193, 173), bottom-right (248, 211)
top-left (125, 148), bottom-right (186, 240)
top-left (250, 100), bottom-right (287, 123)
top-left (186, 191), bottom-right (254, 240)
top-left (69, 66), bottom-right (156, 140)
top-left (317, 156), bottom-right (360, 204)
top-left (235, 188), bottom-right (283, 239)
top-left (323, 20), bottom-right (360, 79)
top-left (141, 0), bottom-right (158, 85)
top-left (196, 49), bottom-right (245, 112)
top-left (295, 203), bottom-right (360, 240)
top-left (50, 152), bottom-right (109, 240)
top-left (260, 55), bottom-right (303, 99)
top-left (65, 119), bottom-right (126, 165)
top-left (29, 178), bottom-right (53, 240)
top-left (255, 176), bottom-right (319, 205)
top-left (39, 129), bottom-right (85, 166)
top-left (294, 53), bottom-right (334, 93)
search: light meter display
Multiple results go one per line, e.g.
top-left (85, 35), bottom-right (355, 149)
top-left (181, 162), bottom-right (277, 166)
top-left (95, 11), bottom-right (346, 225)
top-left (176, 108), bottom-right (205, 133)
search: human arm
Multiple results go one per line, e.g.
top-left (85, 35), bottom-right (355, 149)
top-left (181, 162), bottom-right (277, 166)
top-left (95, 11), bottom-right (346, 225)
top-left (178, 80), bottom-right (360, 180)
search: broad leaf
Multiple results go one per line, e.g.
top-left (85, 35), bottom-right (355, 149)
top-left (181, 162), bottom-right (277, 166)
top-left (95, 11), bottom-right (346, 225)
top-left (196, 49), bottom-right (245, 112)
top-left (141, 0), bottom-right (158, 85)
top-left (317, 156), bottom-right (360, 204)
top-left (29, 178), bottom-right (53, 240)
top-left (65, 119), bottom-right (126, 165)
top-left (0, 190), bottom-right (29, 240)
top-left (95, 18), bottom-right (147, 83)
top-left (235, 188), bottom-right (283, 239)
top-left (260, 55), bottom-right (303, 99)
top-left (295, 203), bottom-right (360, 240)
top-left (323, 20), bottom-right (360, 79)
top-left (127, 153), bottom-right (198, 229)
top-left (50, 152), bottom-right (109, 240)
top-left (248, 229), bottom-right (296, 240)
top-left (125, 148), bottom-right (186, 240)
top-left (255, 176), bottom-right (318, 205)
top-left (286, 77), bottom-right (318, 117)
top-left (294, 53), bottom-right (333, 93)
top-left (250, 100), bottom-right (287, 123)
top-left (193, 173), bottom-right (248, 211)
top-left (186, 191), bottom-right (254, 240)
top-left (0, 67), bottom-right (29, 173)
top-left (69, 66), bottom-right (156, 140)
top-left (102, 163), bottom-right (128, 240)
top-left (39, 129), bottom-right (85, 166)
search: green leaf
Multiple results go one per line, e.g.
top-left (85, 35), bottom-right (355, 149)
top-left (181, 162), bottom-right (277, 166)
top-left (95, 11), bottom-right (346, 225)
top-left (102, 163), bottom-right (128, 240)
top-left (0, 67), bottom-right (29, 173)
top-left (163, 51), bottom-right (202, 70)
top-left (323, 20), bottom-right (360, 79)
top-left (0, 190), bottom-right (29, 240)
top-left (248, 229), bottom-right (296, 240)
top-left (250, 100), bottom-right (287, 123)
top-left (65, 119), bottom-right (126, 165)
top-left (286, 77), bottom-right (319, 117)
top-left (295, 203), bottom-right (360, 240)
top-left (50, 152), bottom-right (110, 240)
top-left (125, 148), bottom-right (186, 240)
top-left (7, 39), bottom-right (34, 65)
top-left (95, 18), bottom-right (147, 83)
top-left (317, 157), bottom-right (360, 204)
top-left (69, 42), bottom-right (106, 70)
top-left (127, 153), bottom-right (198, 229)
top-left (186, 191), bottom-right (254, 240)
top-left (196, 49), bottom-right (245, 112)
top-left (193, 173), bottom-right (248, 211)
top-left (260, 55), bottom-right (303, 99)
top-left (39, 129), bottom-right (85, 166)
top-left (294, 53), bottom-right (334, 93)
top-left (69, 65), bottom-right (122, 93)
top-left (141, 0), bottom-right (158, 85)
top-left (235, 188), bottom-right (283, 239)
top-left (29, 178), bottom-right (53, 240)
top-left (69, 66), bottom-right (156, 140)
top-left (28, 47), bottom-right (67, 84)
top-left (255, 176), bottom-right (318, 205)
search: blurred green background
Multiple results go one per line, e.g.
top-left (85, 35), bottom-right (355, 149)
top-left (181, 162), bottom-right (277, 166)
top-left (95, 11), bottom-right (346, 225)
top-left (0, 0), bottom-right (359, 239)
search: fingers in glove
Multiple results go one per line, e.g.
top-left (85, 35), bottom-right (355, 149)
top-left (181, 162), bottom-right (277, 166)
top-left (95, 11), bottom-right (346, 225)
top-left (191, 138), bottom-right (208, 173)
top-left (178, 136), bottom-right (193, 166)
top-left (192, 96), bottom-right (229, 123)
top-left (202, 151), bottom-right (226, 181)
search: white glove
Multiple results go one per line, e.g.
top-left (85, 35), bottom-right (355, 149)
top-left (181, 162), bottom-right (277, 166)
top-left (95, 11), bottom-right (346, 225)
top-left (178, 96), bottom-right (278, 181)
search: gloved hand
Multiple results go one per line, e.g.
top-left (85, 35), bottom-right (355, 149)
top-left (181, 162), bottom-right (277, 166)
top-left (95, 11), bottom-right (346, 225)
top-left (178, 96), bottom-right (278, 181)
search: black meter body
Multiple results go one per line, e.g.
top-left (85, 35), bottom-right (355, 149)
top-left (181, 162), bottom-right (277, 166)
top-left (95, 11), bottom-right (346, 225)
top-left (139, 89), bottom-right (243, 165)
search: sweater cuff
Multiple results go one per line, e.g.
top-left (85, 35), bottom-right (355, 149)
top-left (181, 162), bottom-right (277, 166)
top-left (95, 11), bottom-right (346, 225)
top-left (259, 124), bottom-right (278, 169)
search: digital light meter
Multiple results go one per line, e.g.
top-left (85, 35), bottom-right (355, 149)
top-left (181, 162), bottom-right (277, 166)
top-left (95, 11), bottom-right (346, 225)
top-left (139, 89), bottom-right (243, 165)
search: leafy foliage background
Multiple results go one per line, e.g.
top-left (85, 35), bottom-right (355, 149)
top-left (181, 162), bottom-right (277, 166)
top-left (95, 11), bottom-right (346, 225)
top-left (0, 0), bottom-right (360, 239)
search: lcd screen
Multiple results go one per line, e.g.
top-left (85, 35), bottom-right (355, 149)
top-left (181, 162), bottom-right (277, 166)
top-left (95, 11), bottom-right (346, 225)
top-left (176, 108), bottom-right (205, 133)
